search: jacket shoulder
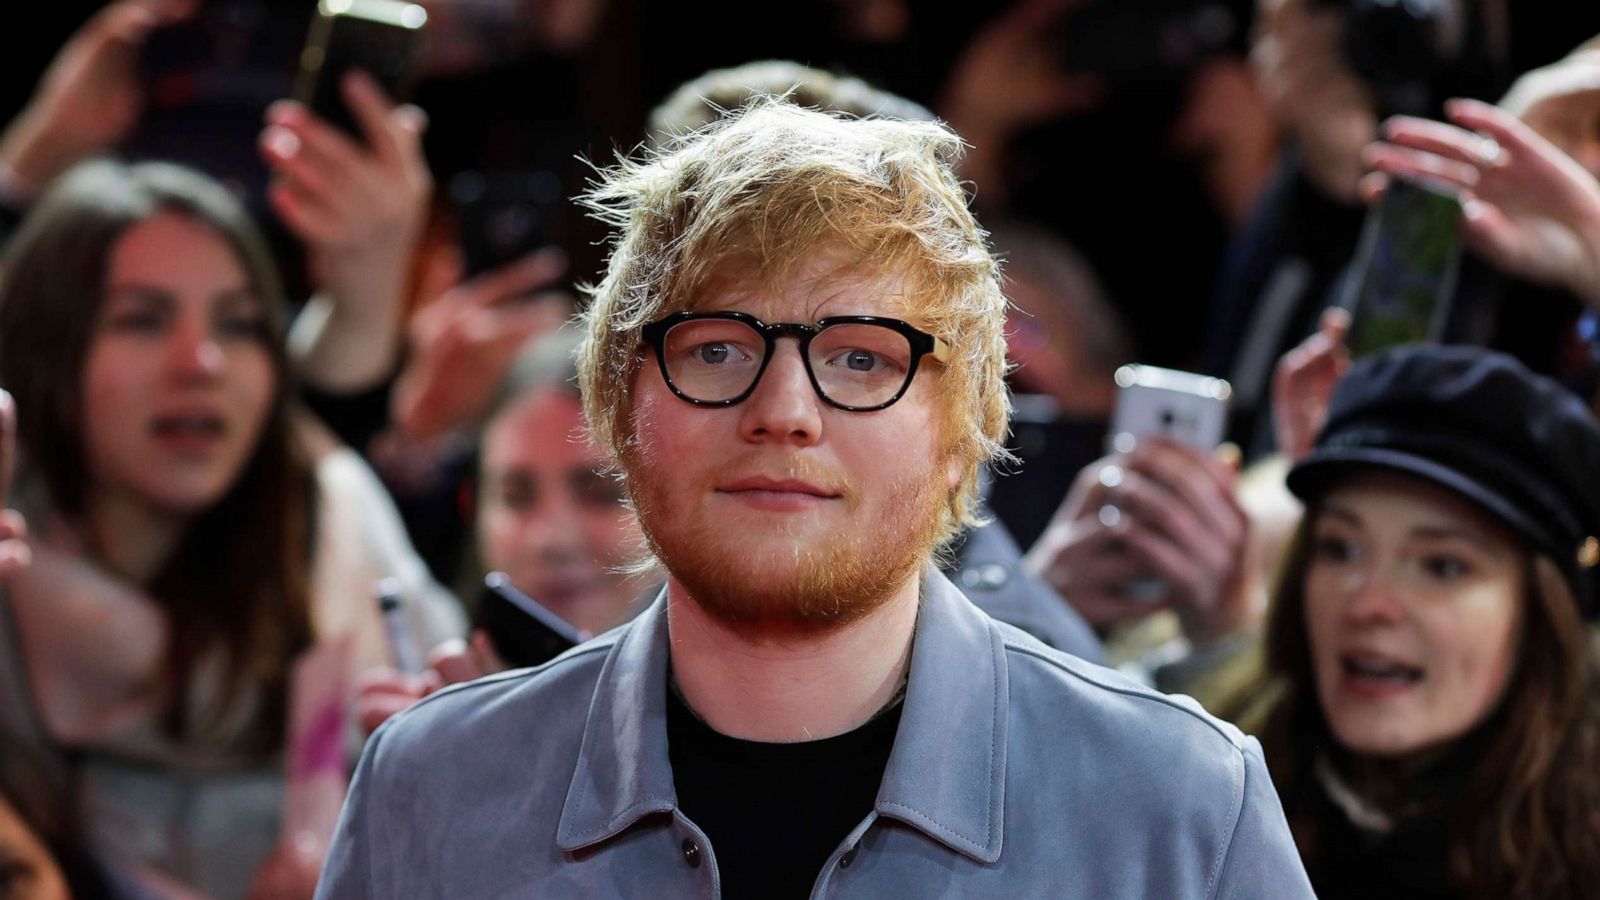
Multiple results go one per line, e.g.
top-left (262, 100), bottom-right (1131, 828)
top-left (368, 635), bottom-right (617, 768)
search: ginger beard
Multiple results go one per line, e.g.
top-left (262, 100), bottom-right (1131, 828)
top-left (621, 443), bottom-right (953, 636)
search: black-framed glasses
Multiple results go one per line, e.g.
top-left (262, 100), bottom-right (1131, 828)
top-left (640, 311), bottom-right (951, 411)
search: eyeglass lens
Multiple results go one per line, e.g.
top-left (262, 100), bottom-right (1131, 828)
top-left (661, 319), bottom-right (915, 406)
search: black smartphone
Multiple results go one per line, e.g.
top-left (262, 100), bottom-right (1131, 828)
top-left (475, 572), bottom-right (583, 669)
top-left (1059, 0), bottom-right (1237, 91)
top-left (450, 170), bottom-right (565, 278)
top-left (293, 0), bottom-right (427, 140)
top-left (1341, 174), bottom-right (1464, 357)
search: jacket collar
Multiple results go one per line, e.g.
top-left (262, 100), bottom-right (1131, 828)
top-left (555, 568), bottom-right (1009, 863)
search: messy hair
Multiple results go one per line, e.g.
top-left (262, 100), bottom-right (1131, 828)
top-left (575, 98), bottom-right (1011, 545)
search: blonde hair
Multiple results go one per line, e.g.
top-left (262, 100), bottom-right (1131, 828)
top-left (576, 98), bottom-right (1011, 545)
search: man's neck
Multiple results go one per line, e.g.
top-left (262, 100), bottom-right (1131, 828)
top-left (666, 572), bottom-right (921, 743)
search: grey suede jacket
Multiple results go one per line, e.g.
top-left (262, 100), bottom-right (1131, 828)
top-left (316, 569), bottom-right (1314, 898)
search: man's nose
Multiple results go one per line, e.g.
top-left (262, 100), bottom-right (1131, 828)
top-left (738, 339), bottom-right (822, 446)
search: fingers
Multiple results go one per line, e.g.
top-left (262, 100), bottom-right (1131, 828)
top-left (341, 70), bottom-right (427, 165)
top-left (353, 666), bottom-right (429, 733)
top-left (1379, 115), bottom-right (1501, 171)
top-left (0, 388), bottom-right (14, 507)
top-left (262, 100), bottom-right (366, 189)
top-left (1443, 98), bottom-right (1541, 159)
top-left (1127, 440), bottom-right (1245, 544)
top-left (429, 636), bottom-right (496, 684)
top-left (265, 178), bottom-right (342, 246)
top-left (1363, 141), bottom-right (1479, 192)
top-left (454, 248), bottom-right (569, 310)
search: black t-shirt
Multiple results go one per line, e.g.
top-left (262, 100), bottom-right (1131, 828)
top-left (665, 684), bottom-right (902, 900)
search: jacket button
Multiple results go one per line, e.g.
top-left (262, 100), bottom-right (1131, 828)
top-left (839, 847), bottom-right (858, 869)
top-left (681, 838), bottom-right (701, 868)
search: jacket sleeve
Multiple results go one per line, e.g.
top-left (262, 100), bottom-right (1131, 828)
top-left (1211, 736), bottom-right (1316, 899)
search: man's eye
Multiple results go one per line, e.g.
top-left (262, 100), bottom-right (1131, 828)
top-left (693, 342), bottom-right (740, 365)
top-left (842, 350), bottom-right (880, 372)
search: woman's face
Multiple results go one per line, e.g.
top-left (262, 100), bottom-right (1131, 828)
top-left (81, 211), bottom-right (276, 517)
top-left (1304, 472), bottom-right (1526, 759)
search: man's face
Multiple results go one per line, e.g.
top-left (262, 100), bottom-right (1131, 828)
top-left (623, 257), bottom-right (959, 633)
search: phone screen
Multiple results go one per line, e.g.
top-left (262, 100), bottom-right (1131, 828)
top-left (1343, 175), bottom-right (1464, 357)
top-left (475, 573), bottom-right (583, 670)
top-left (451, 170), bottom-right (564, 278)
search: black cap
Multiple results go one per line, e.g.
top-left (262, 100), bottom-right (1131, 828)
top-left (1286, 345), bottom-right (1600, 618)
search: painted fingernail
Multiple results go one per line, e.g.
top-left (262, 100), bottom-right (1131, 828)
top-left (1098, 504), bottom-right (1122, 528)
top-left (263, 126), bottom-right (300, 159)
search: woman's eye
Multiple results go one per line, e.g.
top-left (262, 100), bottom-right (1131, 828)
top-left (1422, 554), bottom-right (1471, 581)
top-left (1312, 536), bottom-right (1357, 563)
top-left (218, 314), bottom-right (267, 339)
top-left (107, 310), bottom-right (167, 333)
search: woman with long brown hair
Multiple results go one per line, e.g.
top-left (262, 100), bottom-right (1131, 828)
top-left (1252, 344), bottom-right (1600, 898)
top-left (0, 160), bottom-right (460, 899)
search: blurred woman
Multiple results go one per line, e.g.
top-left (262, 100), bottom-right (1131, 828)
top-left (0, 160), bottom-right (459, 899)
top-left (1248, 344), bottom-right (1600, 898)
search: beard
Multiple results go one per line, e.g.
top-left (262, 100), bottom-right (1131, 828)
top-left (623, 448), bottom-right (949, 636)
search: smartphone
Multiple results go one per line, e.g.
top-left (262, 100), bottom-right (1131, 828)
top-left (450, 170), bottom-right (565, 278)
top-left (1341, 174), bottom-right (1464, 357)
top-left (1106, 365), bottom-right (1232, 455)
top-left (1104, 366), bottom-right (1232, 605)
top-left (1059, 0), bottom-right (1237, 91)
top-left (293, 0), bottom-right (427, 140)
top-left (475, 572), bottom-right (584, 670)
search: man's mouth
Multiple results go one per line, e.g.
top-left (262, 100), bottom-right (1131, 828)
top-left (715, 475), bottom-right (842, 510)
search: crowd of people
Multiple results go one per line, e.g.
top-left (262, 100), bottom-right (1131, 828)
top-left (1, 0), bottom-right (1599, 898)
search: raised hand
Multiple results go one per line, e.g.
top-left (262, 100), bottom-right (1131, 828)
top-left (1363, 99), bottom-right (1600, 309)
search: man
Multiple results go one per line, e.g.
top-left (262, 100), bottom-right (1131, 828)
top-left (317, 100), bottom-right (1312, 897)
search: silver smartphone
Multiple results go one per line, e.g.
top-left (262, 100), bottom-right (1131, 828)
top-left (1103, 365), bottom-right (1232, 604)
top-left (1106, 365), bottom-right (1232, 455)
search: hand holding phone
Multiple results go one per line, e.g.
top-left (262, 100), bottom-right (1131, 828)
top-left (293, 0), bottom-right (427, 142)
top-left (1028, 439), bottom-right (1248, 629)
top-left (476, 572), bottom-right (583, 670)
top-left (1341, 173), bottom-right (1463, 356)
